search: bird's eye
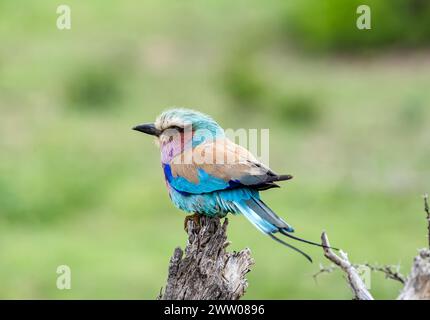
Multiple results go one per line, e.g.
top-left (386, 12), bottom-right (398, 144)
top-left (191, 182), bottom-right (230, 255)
top-left (166, 125), bottom-right (184, 132)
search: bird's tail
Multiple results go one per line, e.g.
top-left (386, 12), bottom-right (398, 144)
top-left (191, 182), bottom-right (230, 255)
top-left (234, 197), bottom-right (336, 263)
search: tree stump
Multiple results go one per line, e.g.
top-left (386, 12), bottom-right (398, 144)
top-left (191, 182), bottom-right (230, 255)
top-left (159, 216), bottom-right (254, 300)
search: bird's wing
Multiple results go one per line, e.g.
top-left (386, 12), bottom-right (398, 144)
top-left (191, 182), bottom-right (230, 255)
top-left (164, 138), bottom-right (292, 194)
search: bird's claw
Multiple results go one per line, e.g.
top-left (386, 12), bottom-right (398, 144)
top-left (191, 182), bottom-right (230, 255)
top-left (184, 213), bottom-right (201, 232)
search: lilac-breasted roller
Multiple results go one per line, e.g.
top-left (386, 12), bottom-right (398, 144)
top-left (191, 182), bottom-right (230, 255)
top-left (133, 108), bottom-right (331, 262)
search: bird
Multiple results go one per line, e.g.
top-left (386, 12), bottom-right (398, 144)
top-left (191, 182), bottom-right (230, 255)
top-left (133, 108), bottom-right (334, 262)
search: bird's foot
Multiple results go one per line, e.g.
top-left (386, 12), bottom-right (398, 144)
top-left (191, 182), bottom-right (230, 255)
top-left (184, 213), bottom-right (201, 232)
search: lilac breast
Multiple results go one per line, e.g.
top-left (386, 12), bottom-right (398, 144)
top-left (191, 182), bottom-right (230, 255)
top-left (160, 132), bottom-right (193, 164)
top-left (161, 139), bottom-right (182, 164)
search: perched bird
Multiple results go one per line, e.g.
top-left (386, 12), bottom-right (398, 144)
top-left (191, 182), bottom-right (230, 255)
top-left (133, 108), bottom-right (331, 262)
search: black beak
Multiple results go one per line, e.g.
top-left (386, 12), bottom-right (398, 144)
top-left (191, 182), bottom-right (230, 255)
top-left (132, 123), bottom-right (161, 137)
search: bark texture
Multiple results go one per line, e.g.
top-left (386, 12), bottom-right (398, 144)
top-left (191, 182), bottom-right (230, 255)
top-left (319, 195), bottom-right (430, 300)
top-left (321, 232), bottom-right (373, 300)
top-left (160, 216), bottom-right (254, 300)
top-left (398, 249), bottom-right (430, 300)
top-left (321, 233), bottom-right (430, 300)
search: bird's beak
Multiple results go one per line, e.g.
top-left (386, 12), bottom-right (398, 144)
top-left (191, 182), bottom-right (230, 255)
top-left (132, 123), bottom-right (161, 137)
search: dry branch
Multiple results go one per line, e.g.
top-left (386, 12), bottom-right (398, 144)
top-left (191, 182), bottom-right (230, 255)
top-left (397, 249), bottom-right (430, 300)
top-left (396, 194), bottom-right (430, 299)
top-left (424, 193), bottom-right (430, 249)
top-left (313, 262), bottom-right (405, 285)
top-left (158, 193), bottom-right (430, 300)
top-left (360, 263), bottom-right (405, 284)
top-left (159, 216), bottom-right (254, 300)
top-left (313, 263), bottom-right (337, 283)
top-left (320, 193), bottom-right (430, 300)
top-left (321, 232), bottom-right (374, 300)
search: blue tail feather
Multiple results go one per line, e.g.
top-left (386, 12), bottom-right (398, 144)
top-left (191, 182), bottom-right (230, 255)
top-left (234, 196), bottom-right (333, 262)
top-left (234, 201), bottom-right (277, 234)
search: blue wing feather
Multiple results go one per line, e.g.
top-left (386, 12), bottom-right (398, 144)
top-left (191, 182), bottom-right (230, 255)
top-left (164, 164), bottom-right (236, 194)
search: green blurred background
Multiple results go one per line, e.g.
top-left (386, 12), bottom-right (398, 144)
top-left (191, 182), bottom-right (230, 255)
top-left (1, 0), bottom-right (429, 299)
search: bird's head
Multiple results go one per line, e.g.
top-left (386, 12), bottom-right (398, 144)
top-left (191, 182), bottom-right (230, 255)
top-left (133, 108), bottom-right (224, 160)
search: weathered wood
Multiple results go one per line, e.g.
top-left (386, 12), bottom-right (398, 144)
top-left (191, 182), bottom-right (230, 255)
top-left (159, 194), bottom-right (430, 300)
top-left (398, 249), bottom-right (430, 300)
top-left (160, 216), bottom-right (254, 300)
top-left (321, 232), bottom-right (374, 300)
top-left (397, 195), bottom-right (430, 300)
top-left (320, 194), bottom-right (430, 300)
